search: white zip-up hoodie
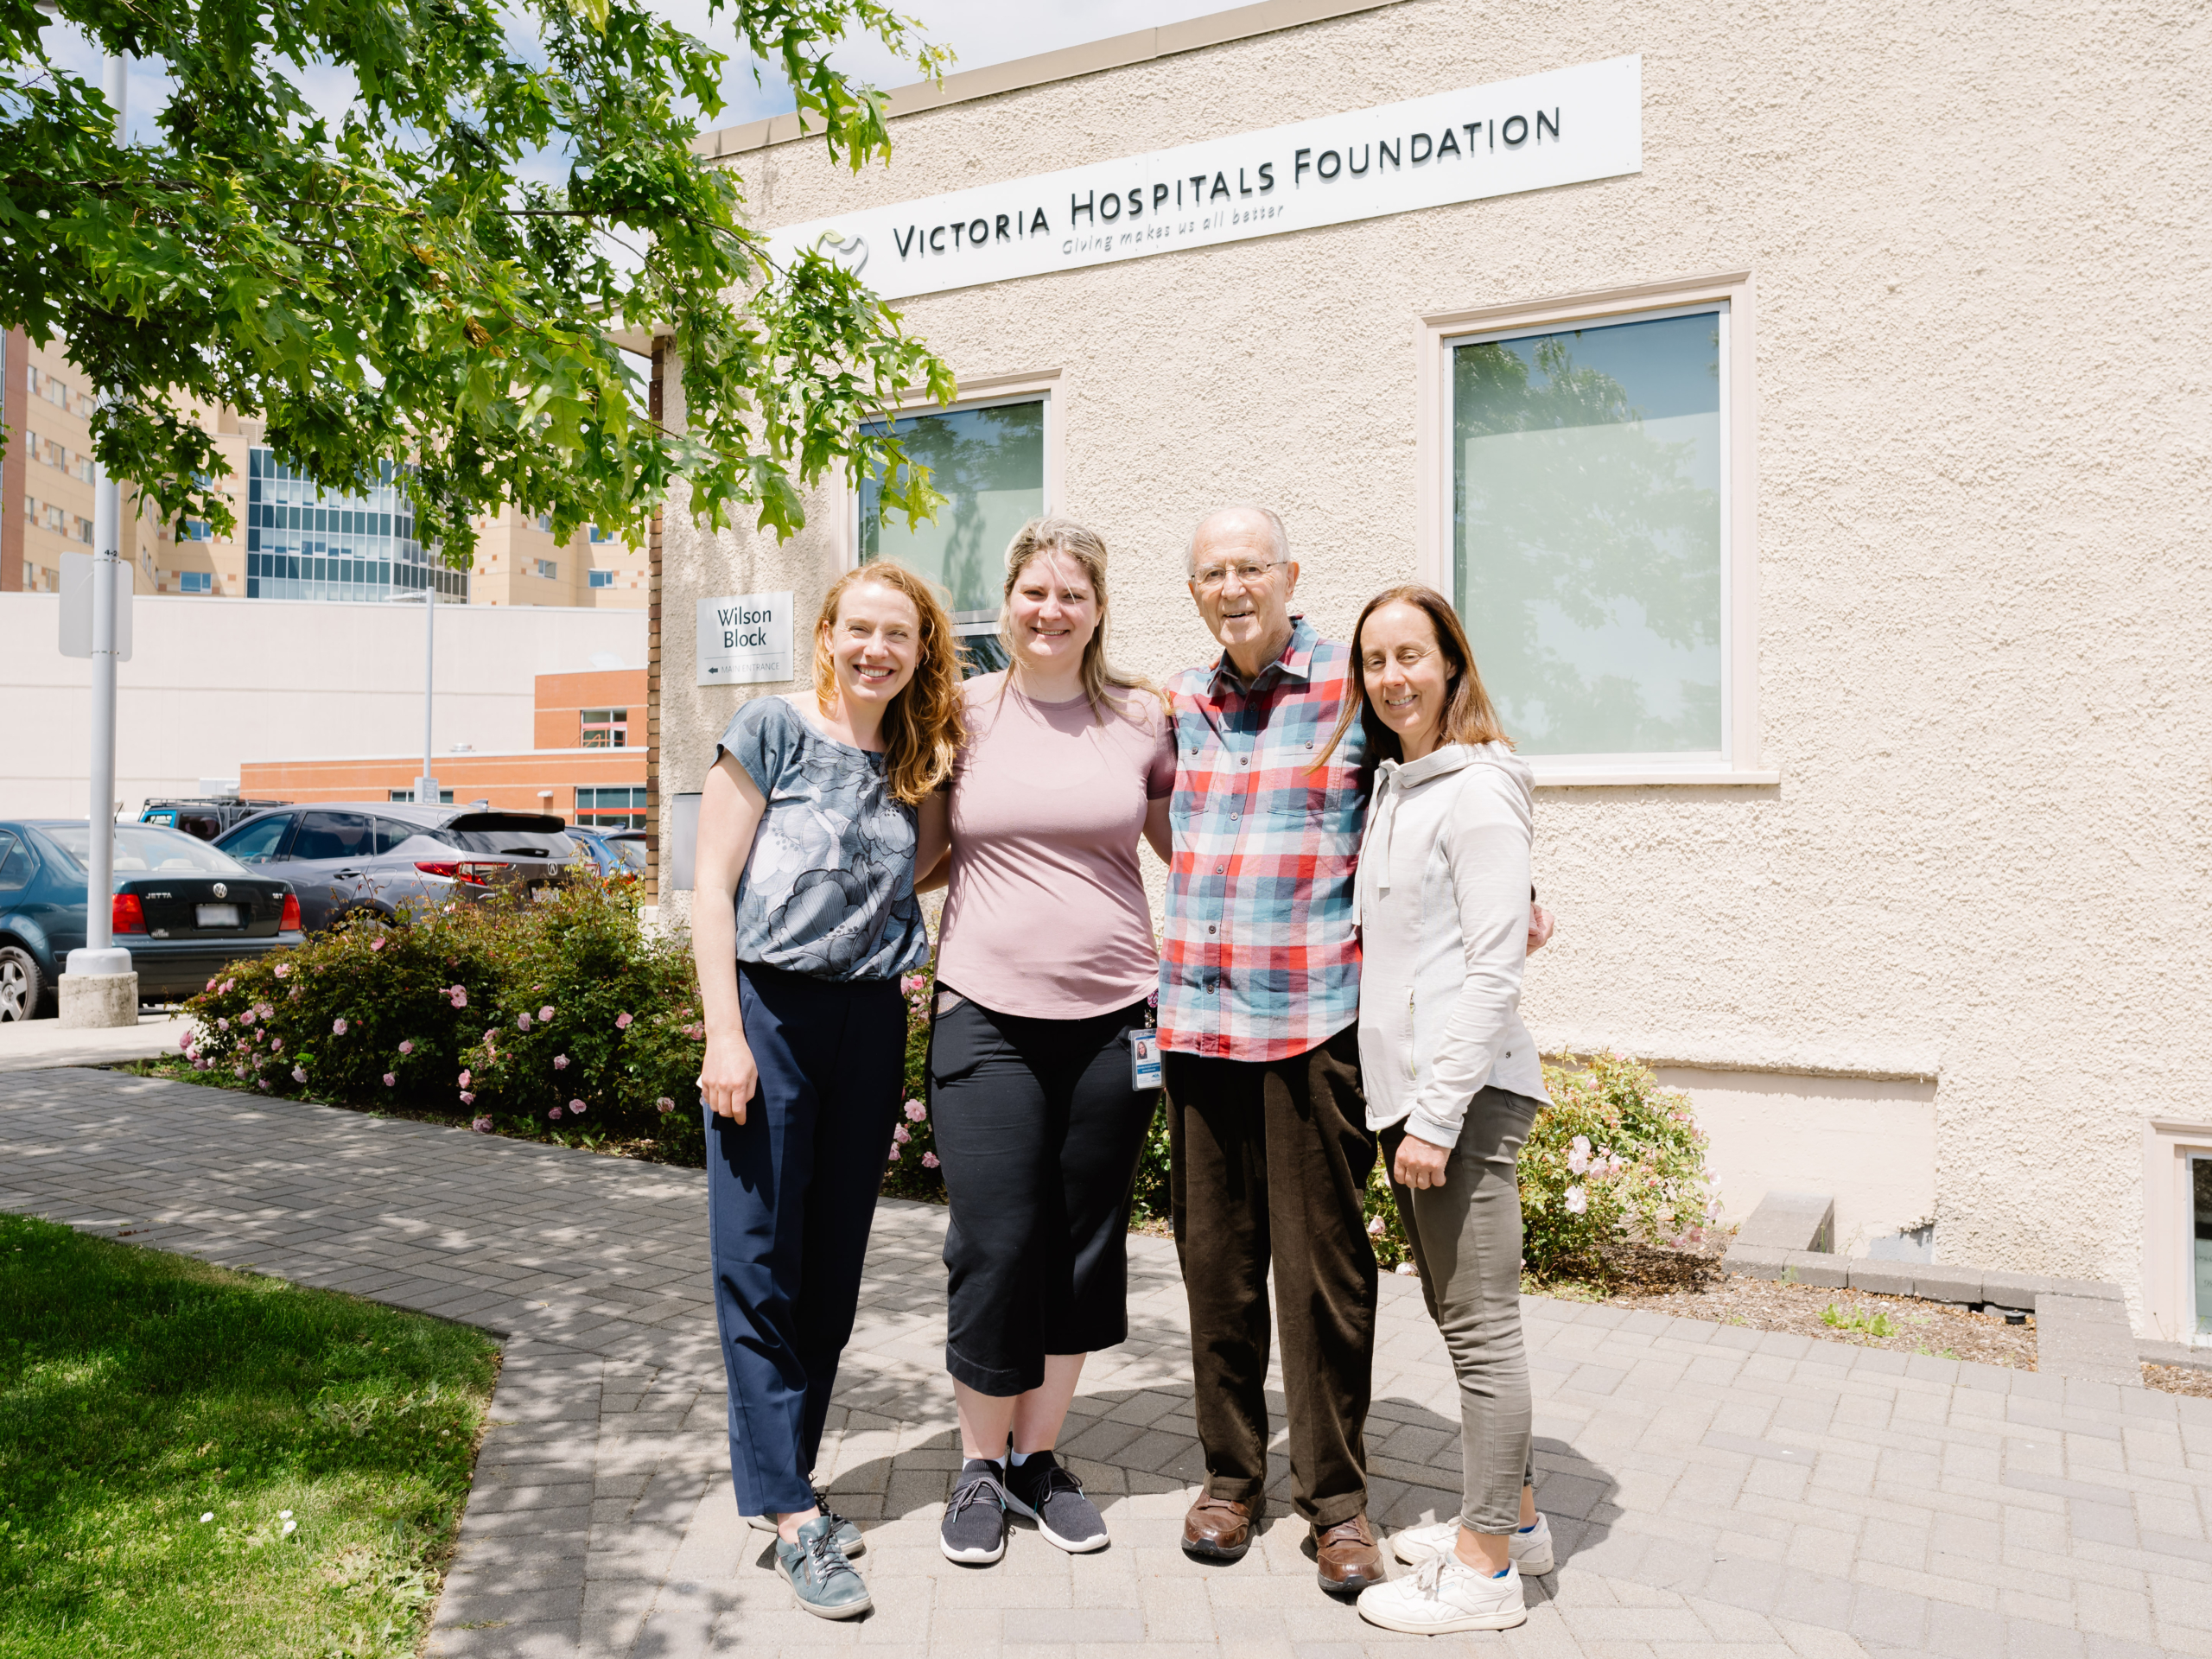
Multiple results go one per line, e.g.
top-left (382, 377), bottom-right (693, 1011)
top-left (1354, 741), bottom-right (1548, 1147)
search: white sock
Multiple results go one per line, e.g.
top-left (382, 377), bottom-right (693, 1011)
top-left (1008, 1447), bottom-right (1036, 1466)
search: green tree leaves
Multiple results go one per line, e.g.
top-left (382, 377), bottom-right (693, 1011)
top-left (0, 0), bottom-right (956, 563)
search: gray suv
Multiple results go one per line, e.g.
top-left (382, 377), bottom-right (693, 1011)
top-left (214, 803), bottom-right (583, 931)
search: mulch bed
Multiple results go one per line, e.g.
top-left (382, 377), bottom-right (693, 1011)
top-left (2144, 1363), bottom-right (2212, 1399)
top-left (1528, 1240), bottom-right (2040, 1369)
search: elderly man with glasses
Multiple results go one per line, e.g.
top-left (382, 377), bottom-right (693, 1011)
top-left (1156, 503), bottom-right (1389, 1597)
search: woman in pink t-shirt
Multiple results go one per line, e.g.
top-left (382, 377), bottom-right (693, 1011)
top-left (916, 517), bottom-right (1174, 1567)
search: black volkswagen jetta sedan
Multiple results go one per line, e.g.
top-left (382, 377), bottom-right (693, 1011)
top-left (0, 820), bottom-right (304, 1019)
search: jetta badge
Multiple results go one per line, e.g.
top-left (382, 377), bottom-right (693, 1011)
top-left (212, 882), bottom-right (227, 899)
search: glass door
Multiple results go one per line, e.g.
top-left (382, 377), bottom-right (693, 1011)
top-left (2194, 1154), bottom-right (2212, 1342)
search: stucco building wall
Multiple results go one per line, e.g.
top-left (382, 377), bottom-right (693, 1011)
top-left (656, 0), bottom-right (2212, 1325)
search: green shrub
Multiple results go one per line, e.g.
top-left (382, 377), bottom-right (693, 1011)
top-left (1517, 1052), bottom-right (1714, 1278)
top-left (179, 880), bottom-right (708, 1154)
top-left (1357, 1052), bottom-right (1714, 1281)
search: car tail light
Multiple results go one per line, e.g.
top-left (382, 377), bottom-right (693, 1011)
top-left (415, 860), bottom-right (504, 887)
top-left (279, 893), bottom-right (302, 931)
top-left (111, 893), bottom-right (146, 934)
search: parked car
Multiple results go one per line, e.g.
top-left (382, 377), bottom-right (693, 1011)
top-left (212, 802), bottom-right (582, 932)
top-left (0, 820), bottom-right (305, 1020)
top-left (139, 798), bottom-right (290, 842)
top-left (566, 825), bottom-right (647, 880)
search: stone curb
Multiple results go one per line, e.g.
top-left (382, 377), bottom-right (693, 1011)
top-left (1720, 1244), bottom-right (2141, 1385)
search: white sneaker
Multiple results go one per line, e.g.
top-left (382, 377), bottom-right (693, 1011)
top-left (1389, 1513), bottom-right (1554, 1577)
top-left (1357, 1556), bottom-right (1527, 1634)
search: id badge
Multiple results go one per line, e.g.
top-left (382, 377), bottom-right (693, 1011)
top-left (1128, 1028), bottom-right (1162, 1091)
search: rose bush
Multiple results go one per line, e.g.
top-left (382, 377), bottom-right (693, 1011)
top-left (178, 881), bottom-right (709, 1156)
top-left (1361, 1051), bottom-right (1713, 1279)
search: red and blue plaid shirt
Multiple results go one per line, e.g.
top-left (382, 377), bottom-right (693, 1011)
top-left (1159, 618), bottom-right (1368, 1062)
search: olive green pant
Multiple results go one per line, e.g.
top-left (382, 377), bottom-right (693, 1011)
top-left (1382, 1085), bottom-right (1544, 1535)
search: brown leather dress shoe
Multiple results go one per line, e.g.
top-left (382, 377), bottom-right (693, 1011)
top-left (1313, 1513), bottom-right (1384, 1595)
top-left (1181, 1494), bottom-right (1255, 1562)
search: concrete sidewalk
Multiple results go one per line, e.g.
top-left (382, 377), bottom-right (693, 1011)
top-left (3, 1065), bottom-right (2209, 1659)
top-left (0, 1010), bottom-right (190, 1072)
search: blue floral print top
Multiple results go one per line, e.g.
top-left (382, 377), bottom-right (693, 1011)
top-left (715, 696), bottom-right (928, 982)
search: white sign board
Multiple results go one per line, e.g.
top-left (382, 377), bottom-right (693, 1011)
top-left (696, 591), bottom-right (794, 687)
top-left (767, 55), bottom-right (1641, 302)
top-left (58, 551), bottom-right (133, 660)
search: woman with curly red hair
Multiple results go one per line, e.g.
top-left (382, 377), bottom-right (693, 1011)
top-left (691, 561), bottom-right (964, 1620)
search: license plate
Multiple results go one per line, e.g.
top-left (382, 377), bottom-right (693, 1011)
top-left (196, 903), bottom-right (240, 928)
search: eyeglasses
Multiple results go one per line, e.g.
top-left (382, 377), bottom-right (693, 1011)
top-left (1192, 559), bottom-right (1287, 594)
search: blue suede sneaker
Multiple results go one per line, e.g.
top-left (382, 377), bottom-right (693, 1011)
top-left (748, 1486), bottom-right (864, 1557)
top-left (774, 1514), bottom-right (871, 1619)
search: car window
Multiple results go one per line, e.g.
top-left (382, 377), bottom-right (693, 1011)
top-left (373, 818), bottom-right (422, 854)
top-left (0, 831), bottom-right (31, 892)
top-left (290, 811), bottom-right (377, 861)
top-left (219, 814), bottom-right (293, 864)
top-left (45, 823), bottom-right (256, 875)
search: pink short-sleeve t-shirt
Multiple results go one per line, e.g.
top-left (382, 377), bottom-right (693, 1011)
top-left (934, 673), bottom-right (1176, 1020)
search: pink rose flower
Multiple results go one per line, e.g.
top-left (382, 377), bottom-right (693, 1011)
top-left (548, 1105), bottom-right (563, 1120)
top-left (383, 1073), bottom-right (396, 1087)
top-left (538, 1005), bottom-right (554, 1022)
top-left (448, 985), bottom-right (467, 1008)
top-left (233, 1065), bottom-right (246, 1078)
top-left (220, 978), bottom-right (234, 993)
top-left (206, 977), bottom-right (217, 992)
top-left (458, 1070), bottom-right (472, 1089)
top-left (472, 1116), bottom-right (493, 1132)
top-left (369, 938), bottom-right (386, 952)
top-left (893, 1125), bottom-right (911, 1145)
top-left (332, 1018), bottom-right (347, 1036)
top-left (270, 1038), bottom-right (283, 1052)
top-left (217, 1017), bottom-right (229, 1031)
top-left (887, 1146), bottom-right (900, 1163)
top-left (290, 1065), bottom-right (307, 1083)
top-left (656, 1097), bottom-right (674, 1115)
top-left (903, 1099), bottom-right (926, 1122)
top-left (553, 1055), bottom-right (569, 1070)
top-left (274, 963), bottom-right (291, 979)
top-left (567, 1099), bottom-right (585, 1114)
top-left (517, 1013), bottom-right (531, 1030)
top-left (460, 1090), bottom-right (476, 1105)
top-left (615, 1012), bottom-right (632, 1030)
top-left (921, 1152), bottom-right (940, 1170)
top-left (398, 1039), bottom-right (414, 1055)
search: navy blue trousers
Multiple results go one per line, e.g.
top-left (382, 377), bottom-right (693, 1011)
top-left (706, 963), bottom-right (905, 1516)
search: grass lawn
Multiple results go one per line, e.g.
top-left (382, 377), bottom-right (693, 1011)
top-left (0, 1211), bottom-right (499, 1658)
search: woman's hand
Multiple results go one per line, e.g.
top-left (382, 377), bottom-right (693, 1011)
top-left (1394, 1133), bottom-right (1453, 1190)
top-left (700, 1025), bottom-right (760, 1123)
top-left (1527, 903), bottom-right (1555, 955)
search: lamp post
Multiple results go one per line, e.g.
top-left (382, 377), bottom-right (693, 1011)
top-left (387, 575), bottom-right (439, 807)
top-left (58, 49), bottom-right (137, 1028)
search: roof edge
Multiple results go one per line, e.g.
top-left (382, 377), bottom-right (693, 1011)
top-left (694, 0), bottom-right (1405, 162)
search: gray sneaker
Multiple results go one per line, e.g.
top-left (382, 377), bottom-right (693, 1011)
top-left (774, 1514), bottom-right (871, 1619)
top-left (1003, 1452), bottom-right (1109, 1553)
top-left (747, 1487), bottom-right (864, 1557)
top-left (939, 1458), bottom-right (1012, 1564)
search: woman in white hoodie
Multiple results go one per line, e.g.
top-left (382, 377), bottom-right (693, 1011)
top-left (1321, 584), bottom-right (1552, 1637)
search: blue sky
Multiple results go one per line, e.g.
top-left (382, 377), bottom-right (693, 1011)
top-left (38, 1), bottom-right (1238, 147)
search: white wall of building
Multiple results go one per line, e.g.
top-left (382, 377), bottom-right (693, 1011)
top-left (0, 593), bottom-right (645, 817)
top-left (658, 0), bottom-right (2212, 1323)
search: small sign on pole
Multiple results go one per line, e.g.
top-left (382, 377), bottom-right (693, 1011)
top-left (696, 591), bottom-right (793, 686)
top-left (58, 552), bottom-right (133, 660)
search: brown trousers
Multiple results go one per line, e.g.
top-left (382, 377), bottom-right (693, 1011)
top-left (1164, 1026), bottom-right (1378, 1529)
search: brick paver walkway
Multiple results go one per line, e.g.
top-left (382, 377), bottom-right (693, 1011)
top-left (4, 1066), bottom-right (2209, 1659)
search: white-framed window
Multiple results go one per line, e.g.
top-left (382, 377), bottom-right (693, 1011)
top-left (177, 571), bottom-right (213, 594)
top-left (1418, 274), bottom-right (1770, 785)
top-left (854, 373), bottom-right (1061, 677)
top-left (575, 785), bottom-right (648, 830)
top-left (535, 558), bottom-right (558, 580)
top-left (588, 569), bottom-right (614, 588)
